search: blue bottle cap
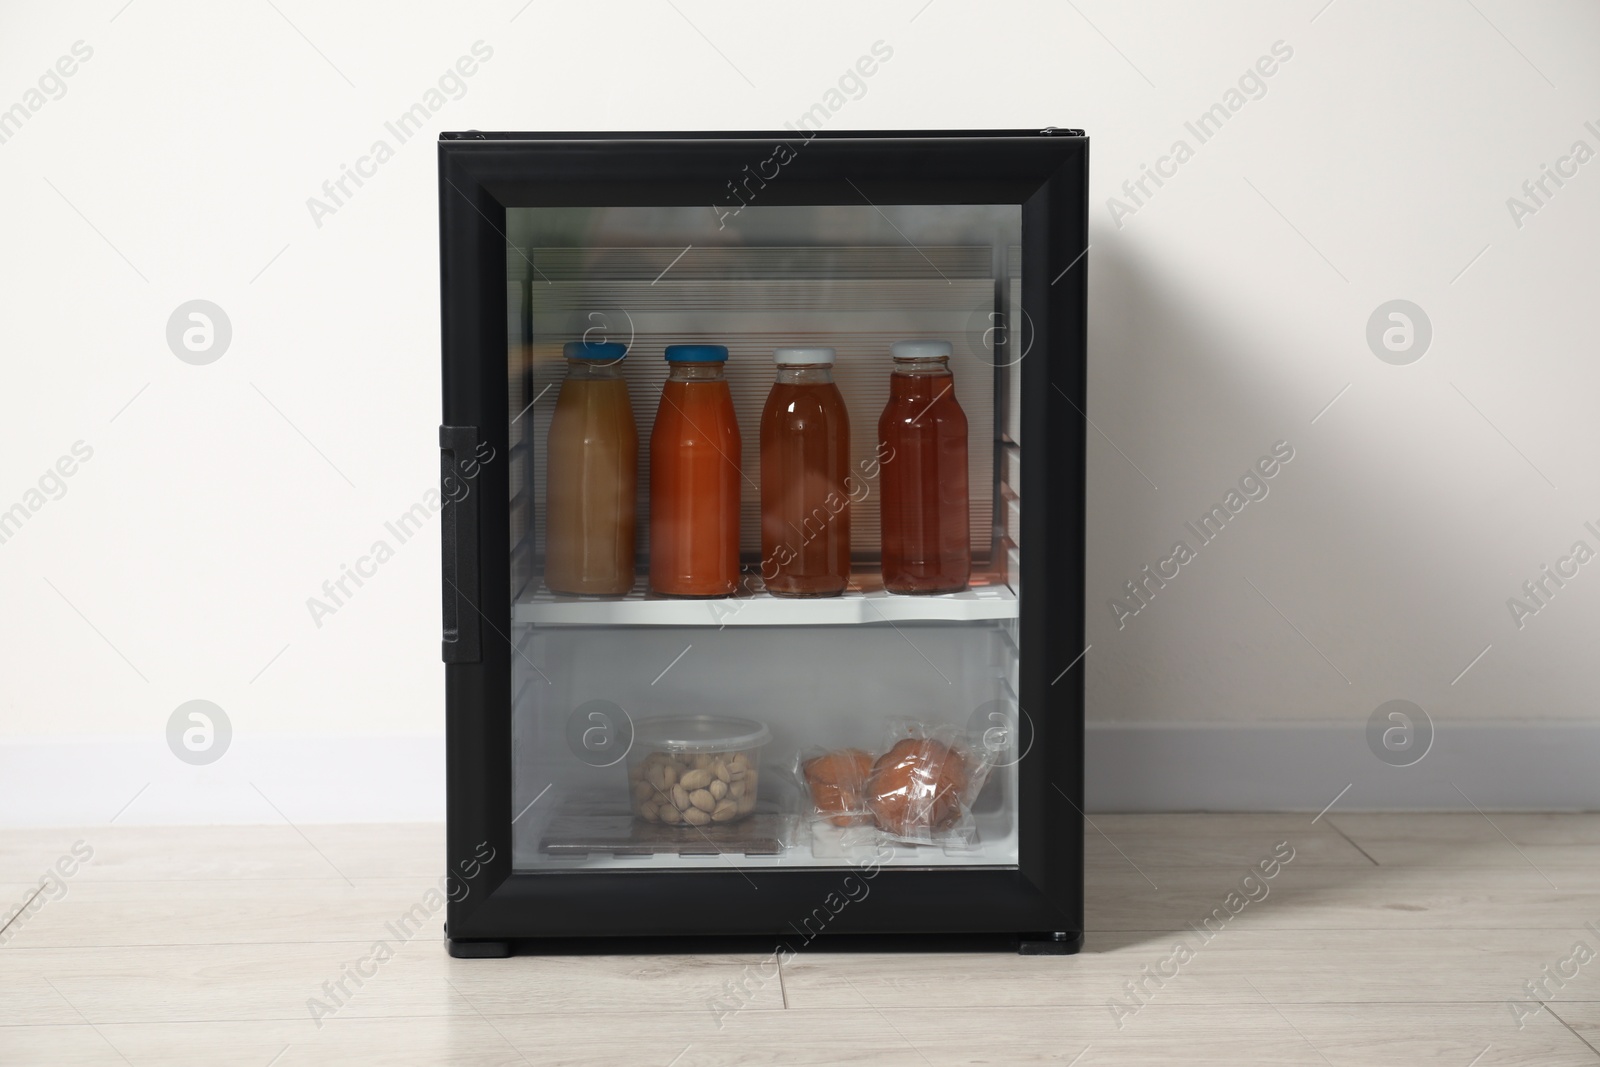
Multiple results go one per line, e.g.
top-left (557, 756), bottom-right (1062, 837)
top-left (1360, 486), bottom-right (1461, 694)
top-left (563, 341), bottom-right (628, 361)
top-left (664, 344), bottom-right (729, 363)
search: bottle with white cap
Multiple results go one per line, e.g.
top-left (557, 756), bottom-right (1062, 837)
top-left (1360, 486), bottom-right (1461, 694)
top-left (878, 339), bottom-right (970, 594)
top-left (759, 347), bottom-right (851, 597)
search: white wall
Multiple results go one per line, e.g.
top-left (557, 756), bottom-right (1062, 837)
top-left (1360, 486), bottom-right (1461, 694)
top-left (1, 0), bottom-right (1596, 822)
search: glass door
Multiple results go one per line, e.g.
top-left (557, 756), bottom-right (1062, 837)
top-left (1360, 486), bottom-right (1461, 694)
top-left (504, 203), bottom-right (1028, 871)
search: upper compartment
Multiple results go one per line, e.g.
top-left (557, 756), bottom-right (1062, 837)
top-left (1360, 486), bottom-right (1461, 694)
top-left (506, 203), bottom-right (1025, 626)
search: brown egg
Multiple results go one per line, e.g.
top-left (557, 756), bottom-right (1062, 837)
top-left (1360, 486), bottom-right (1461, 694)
top-left (803, 748), bottom-right (875, 827)
top-left (866, 739), bottom-right (969, 837)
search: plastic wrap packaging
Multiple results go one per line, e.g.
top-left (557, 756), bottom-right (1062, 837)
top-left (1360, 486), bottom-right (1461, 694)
top-left (797, 748), bottom-right (875, 827)
top-left (797, 722), bottom-right (995, 847)
top-left (865, 721), bottom-right (993, 845)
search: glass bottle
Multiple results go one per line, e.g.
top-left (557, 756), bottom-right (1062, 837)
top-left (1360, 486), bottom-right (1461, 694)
top-left (649, 344), bottom-right (741, 597)
top-left (544, 341), bottom-right (637, 596)
top-left (877, 340), bottom-right (970, 595)
top-left (760, 347), bottom-right (851, 598)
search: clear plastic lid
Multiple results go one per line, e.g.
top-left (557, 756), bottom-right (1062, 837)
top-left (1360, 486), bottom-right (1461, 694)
top-left (633, 715), bottom-right (771, 754)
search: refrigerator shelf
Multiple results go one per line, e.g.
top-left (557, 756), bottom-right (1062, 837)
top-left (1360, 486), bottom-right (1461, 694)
top-left (513, 580), bottom-right (1018, 627)
top-left (523, 812), bottom-right (1020, 871)
top-left (522, 787), bottom-right (1018, 868)
top-left (538, 812), bottom-right (789, 857)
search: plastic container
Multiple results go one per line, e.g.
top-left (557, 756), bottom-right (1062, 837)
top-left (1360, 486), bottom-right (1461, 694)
top-left (626, 715), bottom-right (770, 825)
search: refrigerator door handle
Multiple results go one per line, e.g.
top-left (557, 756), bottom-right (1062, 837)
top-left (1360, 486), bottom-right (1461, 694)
top-left (439, 424), bottom-right (482, 664)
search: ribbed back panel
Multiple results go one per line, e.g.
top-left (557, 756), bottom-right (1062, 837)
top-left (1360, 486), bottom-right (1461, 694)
top-left (508, 245), bottom-right (1002, 581)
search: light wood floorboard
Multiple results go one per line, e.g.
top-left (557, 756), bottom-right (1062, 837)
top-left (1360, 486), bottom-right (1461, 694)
top-left (3, 816), bottom-right (1600, 1064)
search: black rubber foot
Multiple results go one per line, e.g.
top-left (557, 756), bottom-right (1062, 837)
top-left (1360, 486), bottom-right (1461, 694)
top-left (446, 937), bottom-right (513, 958)
top-left (1018, 931), bottom-right (1083, 955)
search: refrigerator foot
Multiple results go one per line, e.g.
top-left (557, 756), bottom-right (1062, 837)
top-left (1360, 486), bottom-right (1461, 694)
top-left (446, 936), bottom-right (514, 959)
top-left (1018, 931), bottom-right (1082, 955)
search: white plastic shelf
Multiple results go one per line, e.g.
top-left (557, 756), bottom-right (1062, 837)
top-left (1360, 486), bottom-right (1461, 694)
top-left (513, 579), bottom-right (1017, 627)
top-left (513, 795), bottom-right (1020, 871)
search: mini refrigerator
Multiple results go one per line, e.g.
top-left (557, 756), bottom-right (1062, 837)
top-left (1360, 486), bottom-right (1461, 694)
top-left (437, 129), bottom-right (1087, 955)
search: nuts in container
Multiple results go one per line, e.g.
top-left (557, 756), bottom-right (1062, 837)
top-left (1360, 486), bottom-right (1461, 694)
top-left (627, 716), bottom-right (770, 826)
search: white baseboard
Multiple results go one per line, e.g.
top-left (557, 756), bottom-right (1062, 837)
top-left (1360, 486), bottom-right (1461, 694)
top-left (1085, 722), bottom-right (1600, 812)
top-left (0, 734), bottom-right (445, 827)
top-left (1, 723), bottom-right (1591, 826)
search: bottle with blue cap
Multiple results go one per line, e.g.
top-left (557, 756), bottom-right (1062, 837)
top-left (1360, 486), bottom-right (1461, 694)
top-left (544, 340), bottom-right (637, 596)
top-left (650, 344), bottom-right (742, 596)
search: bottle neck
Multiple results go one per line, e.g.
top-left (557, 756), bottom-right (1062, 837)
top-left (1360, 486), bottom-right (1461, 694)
top-left (892, 356), bottom-right (952, 377)
top-left (775, 364), bottom-right (834, 385)
top-left (667, 362), bottom-right (726, 382)
top-left (565, 358), bottom-right (625, 380)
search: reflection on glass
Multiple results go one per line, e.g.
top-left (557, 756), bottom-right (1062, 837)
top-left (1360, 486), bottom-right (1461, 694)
top-left (507, 203), bottom-right (1023, 872)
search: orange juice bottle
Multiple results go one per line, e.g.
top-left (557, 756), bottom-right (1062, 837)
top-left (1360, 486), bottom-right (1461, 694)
top-left (760, 347), bottom-right (851, 598)
top-left (649, 345), bottom-right (741, 597)
top-left (544, 341), bottom-right (637, 596)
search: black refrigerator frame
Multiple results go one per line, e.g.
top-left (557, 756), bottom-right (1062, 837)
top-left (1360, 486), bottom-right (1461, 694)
top-left (438, 129), bottom-right (1087, 956)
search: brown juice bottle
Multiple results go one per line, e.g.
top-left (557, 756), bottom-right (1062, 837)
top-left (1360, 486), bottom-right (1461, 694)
top-left (760, 347), bottom-right (851, 598)
top-left (544, 341), bottom-right (638, 596)
top-left (878, 340), bottom-right (970, 595)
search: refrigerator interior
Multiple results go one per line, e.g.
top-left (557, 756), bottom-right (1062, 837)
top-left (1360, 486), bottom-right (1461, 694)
top-left (505, 203), bottom-right (1027, 870)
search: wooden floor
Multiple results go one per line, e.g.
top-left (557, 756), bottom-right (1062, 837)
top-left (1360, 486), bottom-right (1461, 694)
top-left (6, 814), bottom-right (1600, 1064)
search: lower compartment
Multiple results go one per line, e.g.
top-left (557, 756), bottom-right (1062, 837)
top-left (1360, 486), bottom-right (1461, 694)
top-left (510, 619), bottom-right (1022, 871)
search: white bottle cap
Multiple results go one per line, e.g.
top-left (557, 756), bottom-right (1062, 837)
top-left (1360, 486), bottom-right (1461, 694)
top-left (891, 339), bottom-right (952, 360)
top-left (773, 347), bottom-right (836, 365)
